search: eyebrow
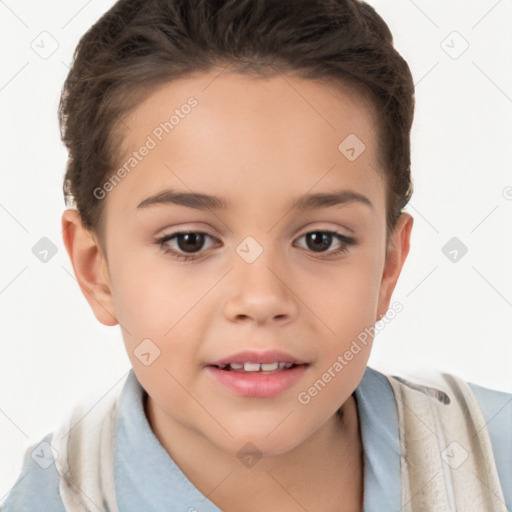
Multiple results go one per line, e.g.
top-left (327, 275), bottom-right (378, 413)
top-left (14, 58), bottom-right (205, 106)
top-left (136, 188), bottom-right (373, 211)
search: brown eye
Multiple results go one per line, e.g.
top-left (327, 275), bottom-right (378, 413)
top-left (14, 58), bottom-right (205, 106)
top-left (295, 230), bottom-right (355, 256)
top-left (305, 231), bottom-right (333, 252)
top-left (174, 233), bottom-right (207, 253)
top-left (156, 231), bottom-right (220, 261)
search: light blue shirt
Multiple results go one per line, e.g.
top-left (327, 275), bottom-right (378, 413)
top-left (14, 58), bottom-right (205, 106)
top-left (2, 366), bottom-right (511, 511)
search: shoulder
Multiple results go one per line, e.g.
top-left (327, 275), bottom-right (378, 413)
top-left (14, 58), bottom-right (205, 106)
top-left (375, 367), bottom-right (512, 507)
top-left (467, 380), bottom-right (512, 508)
top-left (381, 367), bottom-right (512, 446)
top-left (466, 379), bottom-right (512, 433)
top-left (1, 432), bottom-right (65, 512)
top-left (466, 381), bottom-right (512, 470)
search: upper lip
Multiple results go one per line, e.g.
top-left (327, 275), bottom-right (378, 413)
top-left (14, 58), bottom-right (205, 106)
top-left (206, 349), bottom-right (308, 367)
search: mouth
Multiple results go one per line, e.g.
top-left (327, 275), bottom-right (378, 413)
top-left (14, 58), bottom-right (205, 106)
top-left (206, 349), bottom-right (309, 370)
top-left (206, 361), bottom-right (307, 374)
top-left (204, 349), bottom-right (310, 397)
top-left (205, 361), bottom-right (309, 398)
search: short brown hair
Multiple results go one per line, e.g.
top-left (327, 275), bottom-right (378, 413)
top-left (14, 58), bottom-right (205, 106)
top-left (60, 0), bottom-right (415, 252)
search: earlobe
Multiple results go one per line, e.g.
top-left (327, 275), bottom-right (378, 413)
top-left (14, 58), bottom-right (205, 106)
top-left (61, 209), bottom-right (119, 327)
top-left (376, 212), bottom-right (414, 321)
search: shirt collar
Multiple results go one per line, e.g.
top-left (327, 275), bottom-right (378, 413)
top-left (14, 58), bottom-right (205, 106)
top-left (354, 365), bottom-right (401, 511)
top-left (114, 366), bottom-right (401, 511)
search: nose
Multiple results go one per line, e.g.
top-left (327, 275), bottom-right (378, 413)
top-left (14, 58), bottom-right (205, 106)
top-left (223, 245), bottom-right (299, 326)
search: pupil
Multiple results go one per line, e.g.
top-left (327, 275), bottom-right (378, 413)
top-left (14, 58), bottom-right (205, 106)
top-left (178, 233), bottom-right (204, 253)
top-left (307, 232), bottom-right (331, 252)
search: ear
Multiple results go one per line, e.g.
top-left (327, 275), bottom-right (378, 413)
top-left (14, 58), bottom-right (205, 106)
top-left (61, 209), bottom-right (118, 326)
top-left (376, 212), bottom-right (414, 320)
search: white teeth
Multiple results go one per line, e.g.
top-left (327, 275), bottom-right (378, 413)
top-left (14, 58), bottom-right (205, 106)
top-left (243, 362), bottom-right (261, 372)
top-left (222, 362), bottom-right (295, 371)
top-left (260, 362), bottom-right (279, 371)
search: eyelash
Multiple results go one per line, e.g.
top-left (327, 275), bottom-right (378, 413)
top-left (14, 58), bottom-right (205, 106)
top-left (155, 229), bottom-right (356, 261)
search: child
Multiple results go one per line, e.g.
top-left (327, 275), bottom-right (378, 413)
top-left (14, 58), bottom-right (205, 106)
top-left (3, 0), bottom-right (511, 510)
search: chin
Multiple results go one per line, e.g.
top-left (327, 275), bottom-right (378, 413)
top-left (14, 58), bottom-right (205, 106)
top-left (214, 428), bottom-right (306, 459)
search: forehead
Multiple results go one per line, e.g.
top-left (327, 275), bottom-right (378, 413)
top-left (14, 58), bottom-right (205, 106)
top-left (105, 70), bottom-right (384, 219)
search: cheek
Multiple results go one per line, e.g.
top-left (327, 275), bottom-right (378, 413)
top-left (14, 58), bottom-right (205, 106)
top-left (108, 253), bottom-right (197, 332)
top-left (305, 255), bottom-right (382, 334)
top-left (109, 267), bottom-right (209, 367)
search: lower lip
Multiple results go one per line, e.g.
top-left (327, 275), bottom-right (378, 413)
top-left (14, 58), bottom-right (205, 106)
top-left (205, 365), bottom-right (309, 398)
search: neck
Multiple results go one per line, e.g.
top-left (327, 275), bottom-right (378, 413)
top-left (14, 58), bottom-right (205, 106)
top-left (145, 393), bottom-right (364, 511)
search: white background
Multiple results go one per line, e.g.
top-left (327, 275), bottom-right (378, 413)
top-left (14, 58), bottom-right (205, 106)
top-left (1, 0), bottom-right (511, 499)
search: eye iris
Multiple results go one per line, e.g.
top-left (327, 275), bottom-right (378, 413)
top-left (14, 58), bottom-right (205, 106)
top-left (177, 233), bottom-right (205, 253)
top-left (307, 231), bottom-right (332, 252)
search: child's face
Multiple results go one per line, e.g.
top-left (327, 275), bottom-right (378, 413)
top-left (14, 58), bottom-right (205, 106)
top-left (64, 70), bottom-right (412, 458)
